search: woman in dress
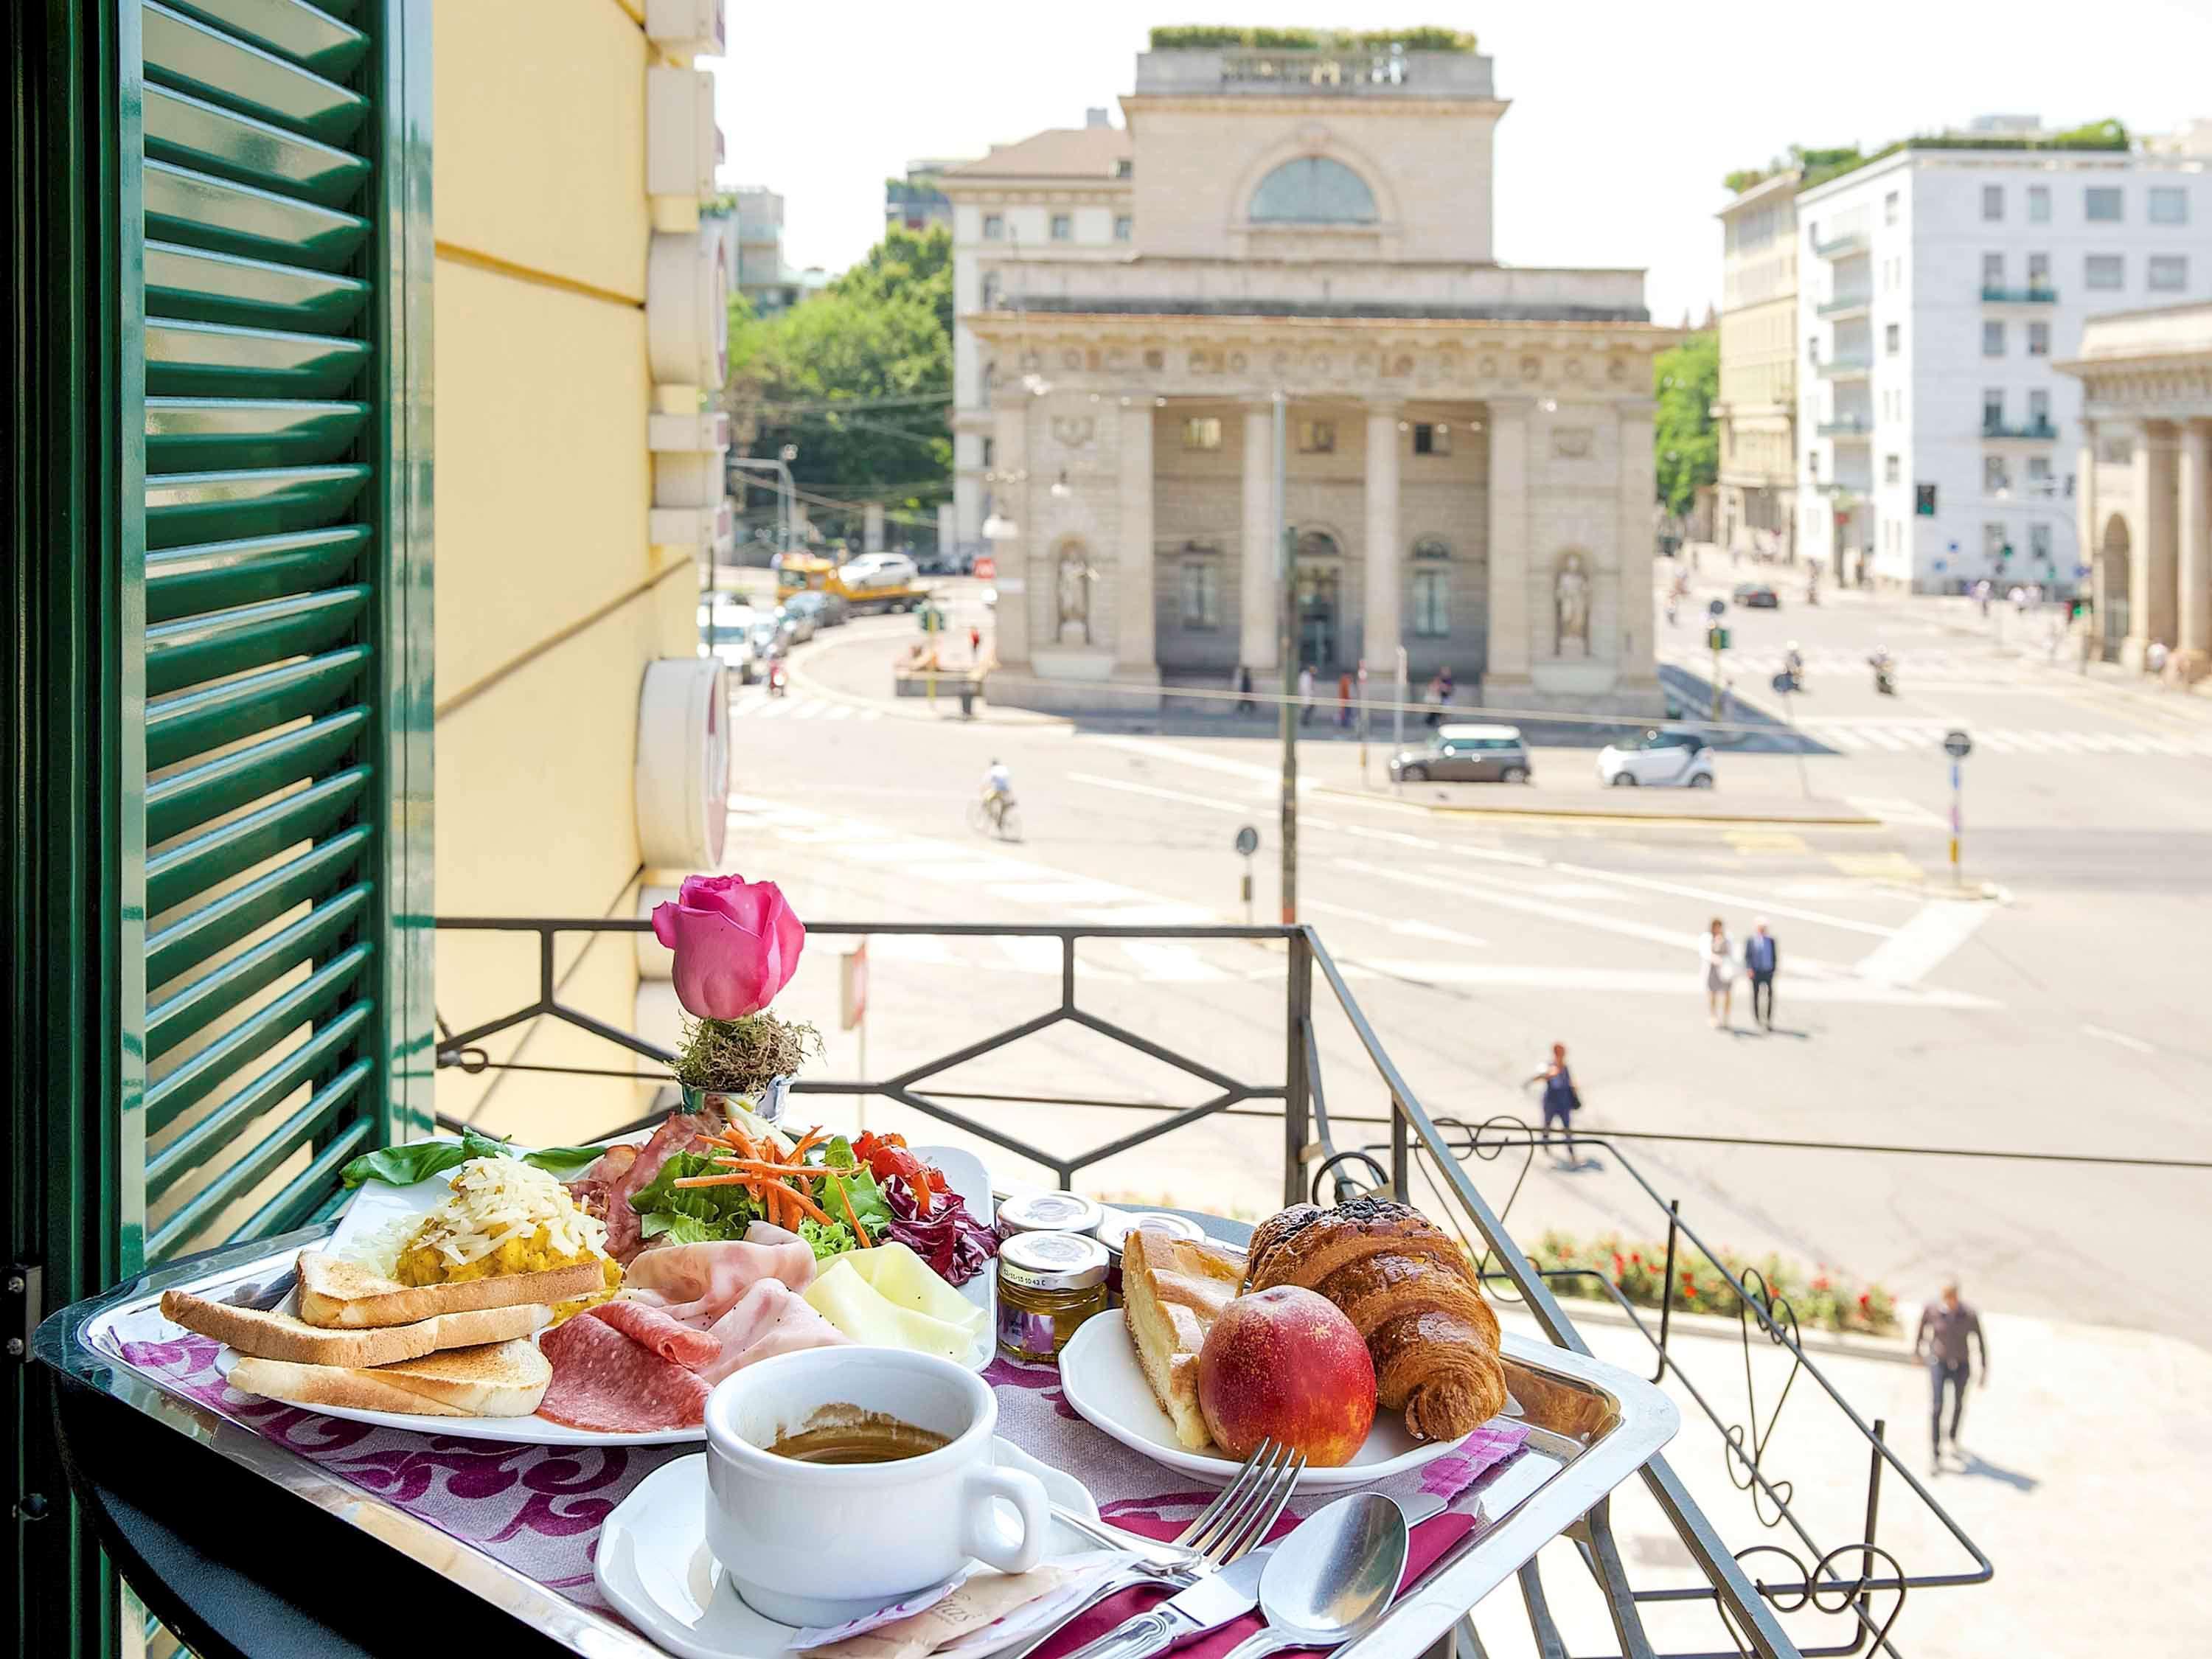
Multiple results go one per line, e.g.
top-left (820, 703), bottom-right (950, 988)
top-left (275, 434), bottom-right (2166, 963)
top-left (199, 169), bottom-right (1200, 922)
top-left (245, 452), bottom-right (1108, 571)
top-left (1702, 916), bottom-right (1736, 1029)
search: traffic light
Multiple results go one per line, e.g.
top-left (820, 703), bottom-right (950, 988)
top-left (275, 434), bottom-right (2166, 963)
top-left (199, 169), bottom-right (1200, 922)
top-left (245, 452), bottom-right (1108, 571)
top-left (1916, 484), bottom-right (1937, 516)
top-left (1706, 626), bottom-right (1730, 652)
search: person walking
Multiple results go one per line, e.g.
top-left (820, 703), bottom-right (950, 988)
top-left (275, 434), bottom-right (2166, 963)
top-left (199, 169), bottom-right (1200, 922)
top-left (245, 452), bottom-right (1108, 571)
top-left (1335, 670), bottom-right (1353, 728)
top-left (1744, 918), bottom-right (1779, 1030)
top-left (1298, 663), bottom-right (1316, 726)
top-left (967, 625), bottom-right (982, 663)
top-left (1237, 663), bottom-right (1255, 716)
top-left (1523, 1043), bottom-right (1582, 1161)
top-left (1701, 917), bottom-right (1736, 1029)
top-left (1914, 1281), bottom-right (1989, 1473)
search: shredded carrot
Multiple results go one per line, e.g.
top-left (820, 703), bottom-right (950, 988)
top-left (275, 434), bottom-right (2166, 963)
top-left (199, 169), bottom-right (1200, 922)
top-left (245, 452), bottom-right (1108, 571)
top-left (671, 1172), bottom-right (758, 1190)
top-left (836, 1180), bottom-right (870, 1246)
top-left (774, 1183), bottom-right (840, 1228)
top-left (718, 1158), bottom-right (830, 1179)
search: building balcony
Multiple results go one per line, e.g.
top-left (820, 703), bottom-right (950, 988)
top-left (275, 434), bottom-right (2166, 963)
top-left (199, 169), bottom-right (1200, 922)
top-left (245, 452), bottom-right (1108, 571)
top-left (1981, 285), bottom-right (2058, 304)
top-left (1816, 293), bottom-right (1872, 319)
top-left (1983, 420), bottom-right (2060, 441)
top-left (1817, 418), bottom-right (1874, 439)
top-left (1815, 355), bottom-right (1874, 380)
top-left (1812, 231), bottom-right (1871, 260)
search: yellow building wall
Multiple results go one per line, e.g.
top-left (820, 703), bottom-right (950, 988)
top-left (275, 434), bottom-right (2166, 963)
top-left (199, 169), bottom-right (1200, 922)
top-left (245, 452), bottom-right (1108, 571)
top-left (430, 0), bottom-right (697, 1142)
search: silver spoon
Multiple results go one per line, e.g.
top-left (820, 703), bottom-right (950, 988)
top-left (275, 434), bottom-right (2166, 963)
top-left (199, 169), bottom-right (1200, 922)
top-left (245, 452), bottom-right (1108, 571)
top-left (1215, 1492), bottom-right (1410, 1659)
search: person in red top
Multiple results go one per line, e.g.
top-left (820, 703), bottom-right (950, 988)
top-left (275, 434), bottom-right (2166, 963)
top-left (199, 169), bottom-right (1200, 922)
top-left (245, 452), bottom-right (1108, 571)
top-left (1336, 670), bottom-right (1353, 727)
top-left (967, 625), bottom-right (982, 663)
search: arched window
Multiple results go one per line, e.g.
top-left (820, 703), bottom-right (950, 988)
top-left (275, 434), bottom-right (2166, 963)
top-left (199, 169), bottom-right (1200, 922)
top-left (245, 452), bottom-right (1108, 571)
top-left (1295, 529), bottom-right (1342, 562)
top-left (1411, 538), bottom-right (1450, 638)
top-left (1249, 157), bottom-right (1378, 225)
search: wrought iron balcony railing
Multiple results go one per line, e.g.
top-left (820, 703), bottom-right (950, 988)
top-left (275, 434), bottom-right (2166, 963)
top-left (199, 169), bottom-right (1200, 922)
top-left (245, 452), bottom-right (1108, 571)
top-left (1983, 420), bottom-right (2059, 440)
top-left (1980, 285), bottom-right (2058, 303)
top-left (433, 914), bottom-right (1994, 1659)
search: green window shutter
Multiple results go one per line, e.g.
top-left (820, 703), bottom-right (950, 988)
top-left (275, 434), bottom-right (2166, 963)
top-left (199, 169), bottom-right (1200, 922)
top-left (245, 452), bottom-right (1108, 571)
top-left (135, 0), bottom-right (432, 1268)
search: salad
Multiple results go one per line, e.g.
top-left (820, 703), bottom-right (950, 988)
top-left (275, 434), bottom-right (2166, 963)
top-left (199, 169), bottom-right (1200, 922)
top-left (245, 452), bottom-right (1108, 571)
top-left (631, 1126), bottom-right (998, 1285)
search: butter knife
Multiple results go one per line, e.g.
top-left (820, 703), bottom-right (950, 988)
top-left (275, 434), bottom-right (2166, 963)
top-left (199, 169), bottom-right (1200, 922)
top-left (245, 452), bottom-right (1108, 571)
top-left (1053, 1546), bottom-right (1275, 1659)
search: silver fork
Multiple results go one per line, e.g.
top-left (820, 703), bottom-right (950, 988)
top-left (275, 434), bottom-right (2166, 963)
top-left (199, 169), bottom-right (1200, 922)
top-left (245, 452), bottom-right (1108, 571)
top-left (998, 1441), bottom-right (1307, 1659)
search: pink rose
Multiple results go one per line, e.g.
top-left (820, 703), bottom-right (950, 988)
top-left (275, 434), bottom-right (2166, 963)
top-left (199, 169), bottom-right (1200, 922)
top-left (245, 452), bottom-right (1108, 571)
top-left (651, 874), bottom-right (804, 1020)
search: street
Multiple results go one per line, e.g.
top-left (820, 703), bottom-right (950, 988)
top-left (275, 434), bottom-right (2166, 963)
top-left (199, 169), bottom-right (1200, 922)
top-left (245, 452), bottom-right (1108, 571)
top-left (696, 567), bottom-right (2212, 1344)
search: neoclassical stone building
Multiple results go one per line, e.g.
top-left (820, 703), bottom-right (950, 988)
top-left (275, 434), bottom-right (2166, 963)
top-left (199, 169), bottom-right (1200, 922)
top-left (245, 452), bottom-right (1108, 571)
top-left (2061, 302), bottom-right (2212, 678)
top-left (942, 41), bottom-right (1675, 712)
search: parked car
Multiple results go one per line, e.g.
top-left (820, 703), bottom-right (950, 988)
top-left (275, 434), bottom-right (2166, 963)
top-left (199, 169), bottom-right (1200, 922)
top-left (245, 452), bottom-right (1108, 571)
top-left (773, 602), bottom-right (815, 646)
top-left (785, 590), bottom-right (842, 630)
top-left (1389, 723), bottom-right (1533, 785)
top-left (1597, 728), bottom-right (1717, 788)
top-left (748, 616), bottom-right (784, 661)
top-left (696, 597), bottom-right (758, 684)
top-left (1732, 582), bottom-right (1780, 609)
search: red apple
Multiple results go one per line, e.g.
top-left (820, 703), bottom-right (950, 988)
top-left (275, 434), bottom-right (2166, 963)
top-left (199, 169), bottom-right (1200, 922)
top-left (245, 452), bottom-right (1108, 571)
top-left (1197, 1286), bottom-right (1377, 1467)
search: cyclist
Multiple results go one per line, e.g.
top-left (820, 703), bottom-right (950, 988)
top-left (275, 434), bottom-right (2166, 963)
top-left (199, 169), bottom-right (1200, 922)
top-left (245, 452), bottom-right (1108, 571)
top-left (980, 757), bottom-right (1014, 827)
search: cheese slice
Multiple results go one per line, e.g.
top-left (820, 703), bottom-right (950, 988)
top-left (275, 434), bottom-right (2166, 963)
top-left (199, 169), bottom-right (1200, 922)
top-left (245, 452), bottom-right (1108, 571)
top-left (802, 1243), bottom-right (985, 1361)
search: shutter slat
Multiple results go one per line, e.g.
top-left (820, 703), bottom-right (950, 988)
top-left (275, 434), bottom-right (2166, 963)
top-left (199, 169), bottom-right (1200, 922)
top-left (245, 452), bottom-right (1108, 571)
top-left (150, 1060), bottom-right (375, 1257)
top-left (145, 464), bottom-right (369, 549)
top-left (145, 942), bottom-right (373, 1132)
top-left (147, 647), bottom-right (369, 768)
top-left (159, 0), bottom-right (369, 80)
top-left (147, 397), bottom-right (369, 472)
top-left (147, 884), bottom-right (371, 1060)
top-left (147, 706), bottom-right (369, 844)
top-left (221, 1116), bottom-right (376, 1253)
top-left (147, 84), bottom-right (370, 207)
top-left (147, 319), bottom-right (369, 397)
top-left (143, 1), bottom-right (369, 144)
top-left (146, 585), bottom-right (368, 691)
top-left (147, 825), bottom-right (371, 985)
top-left (147, 526), bottom-right (371, 623)
top-left (146, 159), bottom-right (369, 271)
top-left (146, 768), bottom-right (369, 915)
top-left (148, 241), bottom-right (369, 331)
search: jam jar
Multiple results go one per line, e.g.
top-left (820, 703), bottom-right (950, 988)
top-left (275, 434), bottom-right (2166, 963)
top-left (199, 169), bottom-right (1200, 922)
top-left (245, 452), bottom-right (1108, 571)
top-left (995, 1231), bottom-right (1110, 1364)
top-left (995, 1190), bottom-right (1105, 1243)
top-left (1097, 1211), bottom-right (1210, 1306)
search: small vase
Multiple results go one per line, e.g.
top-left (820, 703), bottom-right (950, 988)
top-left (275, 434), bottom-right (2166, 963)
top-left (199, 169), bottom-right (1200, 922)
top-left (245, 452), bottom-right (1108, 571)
top-left (680, 1074), bottom-right (790, 1124)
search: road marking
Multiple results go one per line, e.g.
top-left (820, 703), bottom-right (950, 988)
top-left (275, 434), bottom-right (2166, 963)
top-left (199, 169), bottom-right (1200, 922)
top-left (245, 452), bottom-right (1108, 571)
top-left (1853, 900), bottom-right (1992, 986)
top-left (1829, 852), bottom-right (1925, 882)
top-left (990, 879), bottom-right (1135, 905)
top-left (1119, 939), bottom-right (1231, 982)
top-left (1068, 772), bottom-right (1251, 814)
top-left (1356, 961), bottom-right (1996, 1009)
top-left (1337, 856), bottom-right (1704, 956)
top-left (1072, 902), bottom-right (1219, 925)
top-left (1088, 735), bottom-right (1290, 787)
top-left (1724, 830), bottom-right (1810, 854)
top-left (1844, 796), bottom-right (1950, 829)
top-left (997, 936), bottom-right (1064, 975)
top-left (2080, 1023), bottom-right (2157, 1055)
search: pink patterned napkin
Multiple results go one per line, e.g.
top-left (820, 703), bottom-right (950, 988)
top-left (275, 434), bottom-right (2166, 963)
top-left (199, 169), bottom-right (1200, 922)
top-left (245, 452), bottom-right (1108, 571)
top-left (103, 1315), bottom-right (1527, 1624)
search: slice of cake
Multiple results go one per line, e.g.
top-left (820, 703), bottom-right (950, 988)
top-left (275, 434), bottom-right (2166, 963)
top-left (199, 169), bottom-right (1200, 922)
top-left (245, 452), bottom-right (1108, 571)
top-left (1121, 1225), bottom-right (1245, 1450)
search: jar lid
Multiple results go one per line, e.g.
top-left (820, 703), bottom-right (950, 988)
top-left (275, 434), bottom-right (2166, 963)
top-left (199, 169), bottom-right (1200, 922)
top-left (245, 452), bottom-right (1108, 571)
top-left (999, 1231), bottom-right (1110, 1291)
top-left (1096, 1211), bottom-right (1210, 1254)
top-left (998, 1191), bottom-right (1105, 1238)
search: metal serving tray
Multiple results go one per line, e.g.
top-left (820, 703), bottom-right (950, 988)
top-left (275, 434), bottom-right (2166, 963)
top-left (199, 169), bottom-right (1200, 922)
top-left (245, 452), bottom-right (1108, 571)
top-left (52, 1228), bottom-right (1677, 1659)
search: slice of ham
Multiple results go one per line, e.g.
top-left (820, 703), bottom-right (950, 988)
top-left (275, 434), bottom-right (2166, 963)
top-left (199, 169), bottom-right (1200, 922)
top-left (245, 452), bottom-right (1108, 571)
top-left (600, 1111), bottom-right (723, 1265)
top-left (697, 1279), bottom-right (852, 1385)
top-left (538, 1310), bottom-right (712, 1432)
top-left (587, 1299), bottom-right (720, 1370)
top-left (619, 1224), bottom-right (820, 1324)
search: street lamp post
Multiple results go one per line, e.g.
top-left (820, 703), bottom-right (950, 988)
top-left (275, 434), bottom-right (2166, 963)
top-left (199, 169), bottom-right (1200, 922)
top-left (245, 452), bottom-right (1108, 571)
top-left (1273, 392), bottom-right (1296, 925)
top-left (728, 453), bottom-right (796, 563)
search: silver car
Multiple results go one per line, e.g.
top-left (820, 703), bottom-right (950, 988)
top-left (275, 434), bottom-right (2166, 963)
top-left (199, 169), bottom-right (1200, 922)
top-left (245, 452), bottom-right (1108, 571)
top-left (1389, 723), bottom-right (1533, 784)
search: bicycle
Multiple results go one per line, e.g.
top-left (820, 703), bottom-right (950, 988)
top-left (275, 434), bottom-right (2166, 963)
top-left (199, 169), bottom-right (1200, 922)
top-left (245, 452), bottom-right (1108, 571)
top-left (967, 793), bottom-right (1021, 841)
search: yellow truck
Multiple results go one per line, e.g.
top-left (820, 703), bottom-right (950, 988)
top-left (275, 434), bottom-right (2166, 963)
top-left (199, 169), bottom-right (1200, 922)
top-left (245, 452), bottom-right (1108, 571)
top-left (775, 553), bottom-right (930, 616)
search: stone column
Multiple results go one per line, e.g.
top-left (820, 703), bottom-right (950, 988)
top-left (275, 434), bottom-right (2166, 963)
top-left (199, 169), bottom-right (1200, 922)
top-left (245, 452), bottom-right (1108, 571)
top-left (992, 397), bottom-right (1031, 668)
top-left (1363, 403), bottom-right (1402, 669)
top-left (1239, 403), bottom-right (1277, 673)
top-left (1483, 397), bottom-right (1533, 695)
top-left (1615, 399), bottom-right (1660, 695)
top-left (1117, 396), bottom-right (1157, 675)
top-left (2129, 420), bottom-right (2180, 667)
top-left (2176, 420), bottom-right (2212, 681)
top-left (2076, 423), bottom-right (2100, 586)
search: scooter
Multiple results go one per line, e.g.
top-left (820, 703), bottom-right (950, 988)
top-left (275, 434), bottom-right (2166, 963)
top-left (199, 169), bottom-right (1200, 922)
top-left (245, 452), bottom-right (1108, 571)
top-left (1869, 655), bottom-right (1896, 696)
top-left (767, 657), bottom-right (790, 698)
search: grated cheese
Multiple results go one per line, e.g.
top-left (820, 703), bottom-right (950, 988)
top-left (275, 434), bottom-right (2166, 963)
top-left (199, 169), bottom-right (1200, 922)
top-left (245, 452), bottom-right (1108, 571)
top-left (403, 1157), bottom-right (608, 1267)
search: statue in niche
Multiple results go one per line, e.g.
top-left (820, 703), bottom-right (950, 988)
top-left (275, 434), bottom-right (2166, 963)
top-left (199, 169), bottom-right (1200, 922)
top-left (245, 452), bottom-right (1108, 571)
top-left (1554, 552), bottom-right (1591, 658)
top-left (1057, 548), bottom-right (1096, 646)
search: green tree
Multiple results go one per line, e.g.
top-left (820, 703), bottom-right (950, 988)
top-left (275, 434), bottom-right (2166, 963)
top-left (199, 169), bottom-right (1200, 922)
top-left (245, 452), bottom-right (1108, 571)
top-left (724, 225), bottom-right (953, 540)
top-left (1652, 331), bottom-right (1718, 516)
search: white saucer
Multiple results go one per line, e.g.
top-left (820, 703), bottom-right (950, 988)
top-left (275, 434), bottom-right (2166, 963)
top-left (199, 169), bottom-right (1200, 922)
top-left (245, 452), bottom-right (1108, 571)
top-left (1055, 1315), bottom-right (1469, 1489)
top-left (595, 1438), bottom-right (1101, 1659)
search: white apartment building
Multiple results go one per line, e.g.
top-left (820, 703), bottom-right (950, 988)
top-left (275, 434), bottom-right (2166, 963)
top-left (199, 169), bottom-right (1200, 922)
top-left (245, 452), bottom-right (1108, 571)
top-left (1796, 129), bottom-right (2212, 594)
top-left (1714, 170), bottom-right (1800, 558)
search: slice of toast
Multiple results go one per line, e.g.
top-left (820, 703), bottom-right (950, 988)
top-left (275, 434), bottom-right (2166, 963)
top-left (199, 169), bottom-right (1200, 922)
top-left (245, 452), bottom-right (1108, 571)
top-left (296, 1248), bottom-right (603, 1329)
top-left (228, 1338), bottom-right (553, 1419)
top-left (1121, 1226), bottom-right (1245, 1450)
top-left (161, 1289), bottom-right (546, 1366)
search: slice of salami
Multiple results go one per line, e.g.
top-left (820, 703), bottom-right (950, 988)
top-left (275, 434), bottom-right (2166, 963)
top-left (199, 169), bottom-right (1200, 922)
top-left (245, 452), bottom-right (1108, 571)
top-left (538, 1311), bottom-right (712, 1432)
top-left (589, 1299), bottom-right (720, 1370)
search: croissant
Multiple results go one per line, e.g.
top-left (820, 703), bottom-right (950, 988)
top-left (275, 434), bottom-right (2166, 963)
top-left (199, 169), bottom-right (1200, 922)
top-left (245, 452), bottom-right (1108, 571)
top-left (1248, 1197), bottom-right (1507, 1441)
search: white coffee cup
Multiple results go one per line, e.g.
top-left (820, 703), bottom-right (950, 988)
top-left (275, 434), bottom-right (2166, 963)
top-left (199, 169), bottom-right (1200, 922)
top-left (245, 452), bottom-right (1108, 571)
top-left (703, 1346), bottom-right (1048, 1627)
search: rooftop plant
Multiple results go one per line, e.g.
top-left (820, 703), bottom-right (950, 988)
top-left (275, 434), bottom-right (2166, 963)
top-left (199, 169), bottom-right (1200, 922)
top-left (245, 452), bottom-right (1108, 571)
top-left (1148, 24), bottom-right (1478, 52)
top-left (1802, 119), bottom-right (2129, 191)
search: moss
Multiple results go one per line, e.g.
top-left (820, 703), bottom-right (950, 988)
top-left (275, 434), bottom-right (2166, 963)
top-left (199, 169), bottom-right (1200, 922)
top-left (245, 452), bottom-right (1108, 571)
top-left (672, 1011), bottom-right (822, 1095)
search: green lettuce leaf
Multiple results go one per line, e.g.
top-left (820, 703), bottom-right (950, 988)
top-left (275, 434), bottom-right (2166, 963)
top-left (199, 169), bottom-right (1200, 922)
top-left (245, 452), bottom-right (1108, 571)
top-left (341, 1127), bottom-right (617, 1189)
top-left (797, 1217), bottom-right (857, 1259)
top-left (818, 1156), bottom-right (894, 1241)
top-left (630, 1150), bottom-right (763, 1242)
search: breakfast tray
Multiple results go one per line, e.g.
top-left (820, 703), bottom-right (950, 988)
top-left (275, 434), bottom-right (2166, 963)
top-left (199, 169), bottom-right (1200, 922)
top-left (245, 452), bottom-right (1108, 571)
top-left (48, 1225), bottom-right (1679, 1659)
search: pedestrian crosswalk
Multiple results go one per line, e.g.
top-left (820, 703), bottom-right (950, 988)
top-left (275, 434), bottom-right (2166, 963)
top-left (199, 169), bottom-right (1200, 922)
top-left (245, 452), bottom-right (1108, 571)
top-left (1795, 717), bottom-right (2212, 757)
top-left (1660, 644), bottom-right (2025, 685)
top-left (730, 688), bottom-right (881, 721)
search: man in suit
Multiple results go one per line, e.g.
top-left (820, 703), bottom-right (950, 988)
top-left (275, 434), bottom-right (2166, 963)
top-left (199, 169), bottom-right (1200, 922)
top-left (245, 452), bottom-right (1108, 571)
top-left (1745, 918), bottom-right (1779, 1030)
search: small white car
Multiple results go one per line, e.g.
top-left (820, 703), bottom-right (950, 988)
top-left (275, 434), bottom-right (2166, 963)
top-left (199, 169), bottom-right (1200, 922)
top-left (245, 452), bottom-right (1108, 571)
top-left (697, 597), bottom-right (758, 684)
top-left (1597, 728), bottom-right (1717, 788)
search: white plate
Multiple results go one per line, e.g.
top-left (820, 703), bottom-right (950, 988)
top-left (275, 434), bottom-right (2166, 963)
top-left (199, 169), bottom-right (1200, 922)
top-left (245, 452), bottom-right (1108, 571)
top-left (209, 1135), bottom-right (996, 1446)
top-left (1055, 1312), bottom-right (1470, 1489)
top-left (595, 1439), bottom-right (1098, 1659)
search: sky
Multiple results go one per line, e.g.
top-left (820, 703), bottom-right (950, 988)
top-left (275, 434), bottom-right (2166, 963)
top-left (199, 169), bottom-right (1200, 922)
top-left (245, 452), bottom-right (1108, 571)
top-left (705, 1), bottom-right (2212, 327)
